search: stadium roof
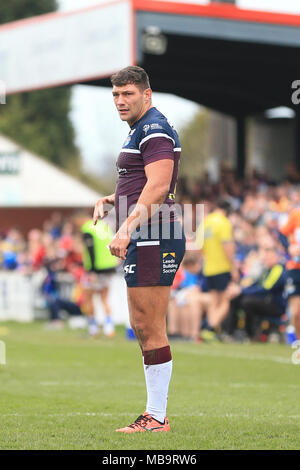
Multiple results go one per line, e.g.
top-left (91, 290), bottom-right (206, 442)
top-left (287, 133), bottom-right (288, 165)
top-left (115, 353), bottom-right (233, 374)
top-left (2, 0), bottom-right (300, 116)
top-left (93, 0), bottom-right (300, 116)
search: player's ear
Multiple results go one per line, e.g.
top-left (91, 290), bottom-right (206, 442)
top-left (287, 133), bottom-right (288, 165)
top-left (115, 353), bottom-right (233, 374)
top-left (144, 88), bottom-right (152, 104)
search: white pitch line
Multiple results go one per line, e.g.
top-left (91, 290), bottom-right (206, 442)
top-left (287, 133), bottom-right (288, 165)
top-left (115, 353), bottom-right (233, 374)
top-left (175, 347), bottom-right (292, 365)
top-left (1, 411), bottom-right (300, 420)
top-left (0, 412), bottom-right (137, 418)
top-left (38, 381), bottom-right (144, 388)
top-left (229, 383), bottom-right (300, 389)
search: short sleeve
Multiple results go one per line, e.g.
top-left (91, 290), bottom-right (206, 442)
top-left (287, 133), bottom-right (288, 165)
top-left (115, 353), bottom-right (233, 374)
top-left (139, 126), bottom-right (175, 166)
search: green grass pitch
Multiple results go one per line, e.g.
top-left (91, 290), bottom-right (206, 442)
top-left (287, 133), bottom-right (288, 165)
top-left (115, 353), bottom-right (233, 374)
top-left (0, 321), bottom-right (299, 450)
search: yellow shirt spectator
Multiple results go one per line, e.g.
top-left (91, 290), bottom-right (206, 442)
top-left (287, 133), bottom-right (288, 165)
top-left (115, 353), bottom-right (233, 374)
top-left (198, 212), bottom-right (233, 276)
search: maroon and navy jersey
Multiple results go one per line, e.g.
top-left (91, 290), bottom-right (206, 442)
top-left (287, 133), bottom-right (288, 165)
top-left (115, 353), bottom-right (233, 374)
top-left (115, 107), bottom-right (181, 229)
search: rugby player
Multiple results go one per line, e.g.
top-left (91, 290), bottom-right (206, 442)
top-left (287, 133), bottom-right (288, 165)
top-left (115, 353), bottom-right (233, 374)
top-left (93, 66), bottom-right (185, 433)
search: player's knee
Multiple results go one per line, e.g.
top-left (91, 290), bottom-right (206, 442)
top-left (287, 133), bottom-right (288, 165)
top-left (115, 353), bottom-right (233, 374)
top-left (134, 317), bottom-right (148, 333)
top-left (134, 323), bottom-right (150, 347)
top-left (134, 316), bottom-right (159, 344)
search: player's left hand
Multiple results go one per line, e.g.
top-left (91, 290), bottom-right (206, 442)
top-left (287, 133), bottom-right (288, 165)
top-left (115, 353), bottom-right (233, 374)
top-left (108, 232), bottom-right (130, 260)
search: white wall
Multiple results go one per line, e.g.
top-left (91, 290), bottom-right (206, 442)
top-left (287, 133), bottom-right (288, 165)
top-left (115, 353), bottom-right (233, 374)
top-left (0, 272), bottom-right (129, 325)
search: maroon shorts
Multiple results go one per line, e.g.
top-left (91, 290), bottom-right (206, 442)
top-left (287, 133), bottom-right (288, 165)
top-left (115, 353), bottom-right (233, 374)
top-left (123, 222), bottom-right (186, 287)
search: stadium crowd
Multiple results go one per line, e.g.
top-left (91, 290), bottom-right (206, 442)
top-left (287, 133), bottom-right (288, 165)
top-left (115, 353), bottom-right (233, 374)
top-left (1, 165), bottom-right (300, 343)
top-left (168, 166), bottom-right (300, 344)
top-left (0, 211), bottom-right (118, 335)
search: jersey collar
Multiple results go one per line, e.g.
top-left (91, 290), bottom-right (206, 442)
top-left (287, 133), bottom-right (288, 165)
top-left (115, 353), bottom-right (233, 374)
top-left (130, 106), bottom-right (156, 129)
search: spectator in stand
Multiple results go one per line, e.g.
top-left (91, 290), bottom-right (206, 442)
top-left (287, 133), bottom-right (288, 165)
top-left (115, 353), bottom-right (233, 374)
top-left (167, 255), bottom-right (210, 341)
top-left (224, 244), bottom-right (287, 341)
top-left (0, 228), bottom-right (26, 270)
top-left (42, 256), bottom-right (83, 329)
top-left (285, 162), bottom-right (300, 184)
top-left (27, 229), bottom-right (46, 270)
top-left (0, 168), bottom-right (299, 344)
top-left (49, 211), bottom-right (63, 239)
top-left (280, 206), bottom-right (300, 340)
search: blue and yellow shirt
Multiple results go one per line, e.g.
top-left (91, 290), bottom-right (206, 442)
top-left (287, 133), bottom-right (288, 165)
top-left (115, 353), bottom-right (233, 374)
top-left (197, 212), bottom-right (233, 276)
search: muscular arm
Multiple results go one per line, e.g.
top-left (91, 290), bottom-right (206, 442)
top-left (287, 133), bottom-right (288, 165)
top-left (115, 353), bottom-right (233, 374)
top-left (109, 159), bottom-right (174, 259)
top-left (223, 240), bottom-right (239, 282)
top-left (118, 159), bottom-right (174, 236)
top-left (222, 240), bottom-right (235, 265)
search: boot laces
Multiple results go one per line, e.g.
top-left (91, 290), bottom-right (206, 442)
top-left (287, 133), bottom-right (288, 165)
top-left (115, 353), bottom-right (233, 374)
top-left (128, 414), bottom-right (152, 429)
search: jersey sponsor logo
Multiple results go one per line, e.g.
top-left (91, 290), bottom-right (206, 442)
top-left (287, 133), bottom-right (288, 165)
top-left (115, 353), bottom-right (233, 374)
top-left (143, 124), bottom-right (150, 134)
top-left (162, 252), bottom-right (178, 274)
top-left (124, 264), bottom-right (136, 274)
top-left (123, 136), bottom-right (131, 146)
top-left (117, 167), bottom-right (128, 175)
top-left (143, 123), bottom-right (164, 135)
top-left (123, 129), bottom-right (137, 147)
top-left (150, 123), bottom-right (163, 131)
top-left (163, 252), bottom-right (175, 258)
top-left (123, 128), bottom-right (136, 146)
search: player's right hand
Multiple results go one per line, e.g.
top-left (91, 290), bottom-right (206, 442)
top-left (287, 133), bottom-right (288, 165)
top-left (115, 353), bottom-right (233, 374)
top-left (93, 196), bottom-right (114, 225)
top-left (226, 282), bottom-right (241, 299)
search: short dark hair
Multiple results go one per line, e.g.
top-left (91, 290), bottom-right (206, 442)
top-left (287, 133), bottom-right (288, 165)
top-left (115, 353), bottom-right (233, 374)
top-left (216, 199), bottom-right (232, 215)
top-left (111, 66), bottom-right (150, 91)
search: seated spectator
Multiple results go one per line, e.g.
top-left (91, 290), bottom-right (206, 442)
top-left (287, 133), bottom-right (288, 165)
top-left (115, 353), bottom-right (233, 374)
top-left (167, 255), bottom-right (211, 341)
top-left (27, 229), bottom-right (46, 270)
top-left (224, 244), bottom-right (287, 341)
top-left (0, 228), bottom-right (26, 270)
top-left (42, 257), bottom-right (83, 329)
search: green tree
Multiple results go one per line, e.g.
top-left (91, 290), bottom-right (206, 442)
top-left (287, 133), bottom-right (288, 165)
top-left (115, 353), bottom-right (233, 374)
top-left (179, 109), bottom-right (209, 178)
top-left (0, 0), bottom-right (81, 172)
top-left (0, 0), bottom-right (57, 24)
top-left (0, 0), bottom-right (57, 23)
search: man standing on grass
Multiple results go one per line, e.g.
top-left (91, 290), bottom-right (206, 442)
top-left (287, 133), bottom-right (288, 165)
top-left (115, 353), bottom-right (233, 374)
top-left (93, 66), bottom-right (185, 433)
top-left (196, 199), bottom-right (236, 338)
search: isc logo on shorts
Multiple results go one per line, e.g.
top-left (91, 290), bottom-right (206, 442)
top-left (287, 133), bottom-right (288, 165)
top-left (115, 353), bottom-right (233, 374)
top-left (124, 264), bottom-right (136, 274)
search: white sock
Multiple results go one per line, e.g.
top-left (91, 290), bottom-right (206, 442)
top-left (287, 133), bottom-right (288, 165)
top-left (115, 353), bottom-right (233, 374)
top-left (143, 357), bottom-right (173, 423)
